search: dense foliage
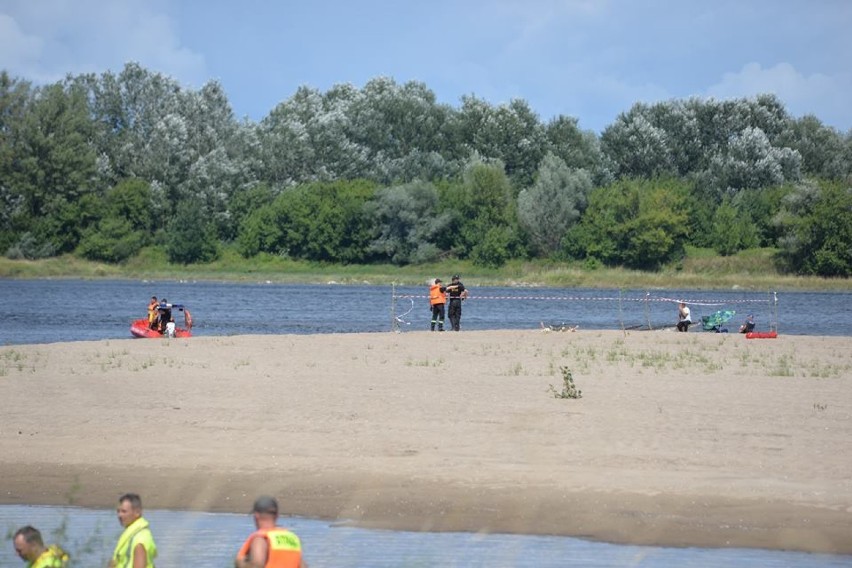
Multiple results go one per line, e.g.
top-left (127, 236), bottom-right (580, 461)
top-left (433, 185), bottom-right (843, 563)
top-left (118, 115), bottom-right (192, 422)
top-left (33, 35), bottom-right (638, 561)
top-left (1, 64), bottom-right (850, 276)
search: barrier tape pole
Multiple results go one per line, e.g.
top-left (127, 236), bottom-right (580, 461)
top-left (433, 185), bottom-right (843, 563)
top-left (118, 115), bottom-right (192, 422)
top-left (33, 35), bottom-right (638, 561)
top-left (390, 283), bottom-right (398, 333)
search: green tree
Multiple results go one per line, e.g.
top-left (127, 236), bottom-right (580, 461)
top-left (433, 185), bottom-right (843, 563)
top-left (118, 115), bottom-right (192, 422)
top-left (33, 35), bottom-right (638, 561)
top-left (12, 80), bottom-right (97, 254)
top-left (75, 178), bottom-right (154, 262)
top-left (709, 197), bottom-right (758, 256)
top-left (564, 178), bottom-right (690, 269)
top-left (544, 115), bottom-right (608, 184)
top-left (454, 97), bottom-right (546, 188)
top-left (237, 180), bottom-right (376, 262)
top-left (364, 181), bottom-right (452, 264)
top-left (517, 154), bottom-right (591, 255)
top-left (0, 72), bottom-right (32, 253)
top-left (165, 200), bottom-right (220, 264)
top-left (600, 109), bottom-right (674, 179)
top-left (236, 204), bottom-right (283, 258)
top-left (779, 115), bottom-right (851, 179)
top-left (777, 180), bottom-right (852, 276)
top-left (451, 159), bottom-right (523, 267)
top-left (77, 217), bottom-right (146, 262)
top-left (736, 184), bottom-right (791, 247)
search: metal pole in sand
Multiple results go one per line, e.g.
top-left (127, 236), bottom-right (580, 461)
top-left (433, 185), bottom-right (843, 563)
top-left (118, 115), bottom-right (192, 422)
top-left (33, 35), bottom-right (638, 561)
top-left (391, 283), bottom-right (398, 333)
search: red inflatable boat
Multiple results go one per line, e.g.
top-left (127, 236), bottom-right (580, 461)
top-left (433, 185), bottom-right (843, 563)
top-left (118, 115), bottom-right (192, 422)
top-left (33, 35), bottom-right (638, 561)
top-left (745, 331), bottom-right (778, 339)
top-left (130, 304), bottom-right (193, 338)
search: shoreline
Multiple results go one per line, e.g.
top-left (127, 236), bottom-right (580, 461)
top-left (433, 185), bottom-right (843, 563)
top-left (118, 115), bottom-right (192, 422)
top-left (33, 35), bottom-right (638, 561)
top-left (3, 465), bottom-right (850, 555)
top-left (2, 331), bottom-right (851, 554)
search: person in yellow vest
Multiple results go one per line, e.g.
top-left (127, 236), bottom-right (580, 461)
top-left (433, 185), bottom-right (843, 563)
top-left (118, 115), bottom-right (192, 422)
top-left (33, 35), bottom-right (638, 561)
top-left (13, 526), bottom-right (69, 567)
top-left (109, 493), bottom-right (157, 568)
top-left (147, 296), bottom-right (159, 330)
top-left (428, 278), bottom-right (446, 331)
top-left (235, 496), bottom-right (307, 568)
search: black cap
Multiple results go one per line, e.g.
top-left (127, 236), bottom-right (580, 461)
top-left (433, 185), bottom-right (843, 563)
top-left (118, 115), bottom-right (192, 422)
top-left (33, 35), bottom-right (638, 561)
top-left (435, 278), bottom-right (442, 283)
top-left (252, 496), bottom-right (278, 515)
top-left (452, 274), bottom-right (460, 279)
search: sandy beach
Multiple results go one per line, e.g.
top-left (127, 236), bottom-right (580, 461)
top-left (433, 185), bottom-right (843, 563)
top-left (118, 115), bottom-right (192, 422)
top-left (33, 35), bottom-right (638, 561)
top-left (1, 329), bottom-right (851, 554)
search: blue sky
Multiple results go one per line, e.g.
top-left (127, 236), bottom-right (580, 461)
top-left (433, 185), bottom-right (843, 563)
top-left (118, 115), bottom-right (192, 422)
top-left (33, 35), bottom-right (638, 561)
top-left (1, 0), bottom-right (850, 133)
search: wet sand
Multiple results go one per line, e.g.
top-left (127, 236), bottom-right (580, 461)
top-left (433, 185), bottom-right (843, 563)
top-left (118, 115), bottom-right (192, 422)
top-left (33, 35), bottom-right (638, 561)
top-left (1, 330), bottom-right (851, 554)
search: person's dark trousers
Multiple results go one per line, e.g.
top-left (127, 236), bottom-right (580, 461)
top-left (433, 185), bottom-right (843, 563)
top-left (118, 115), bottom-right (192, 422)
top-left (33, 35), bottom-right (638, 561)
top-left (431, 304), bottom-right (445, 331)
top-left (448, 299), bottom-right (462, 331)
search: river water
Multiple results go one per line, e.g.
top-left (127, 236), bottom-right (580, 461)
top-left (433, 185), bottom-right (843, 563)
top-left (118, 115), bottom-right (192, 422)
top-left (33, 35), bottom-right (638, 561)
top-left (1, 279), bottom-right (851, 345)
top-left (1, 505), bottom-right (849, 568)
top-left (2, 279), bottom-right (851, 566)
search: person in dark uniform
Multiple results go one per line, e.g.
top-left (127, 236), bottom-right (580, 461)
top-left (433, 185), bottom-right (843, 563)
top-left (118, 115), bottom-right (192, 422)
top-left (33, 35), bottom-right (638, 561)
top-left (157, 299), bottom-right (172, 334)
top-left (445, 274), bottom-right (468, 331)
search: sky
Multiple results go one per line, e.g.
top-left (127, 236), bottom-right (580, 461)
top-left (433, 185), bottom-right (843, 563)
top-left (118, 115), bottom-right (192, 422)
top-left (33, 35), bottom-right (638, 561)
top-left (1, 0), bottom-right (850, 133)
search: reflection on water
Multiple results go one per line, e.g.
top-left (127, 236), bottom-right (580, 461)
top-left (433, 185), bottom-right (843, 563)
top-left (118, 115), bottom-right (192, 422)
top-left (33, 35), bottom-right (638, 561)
top-left (0, 505), bottom-right (849, 567)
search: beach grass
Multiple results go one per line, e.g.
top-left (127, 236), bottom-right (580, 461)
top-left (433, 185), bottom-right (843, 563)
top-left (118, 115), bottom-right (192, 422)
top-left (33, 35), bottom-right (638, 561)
top-left (1, 246), bottom-right (849, 291)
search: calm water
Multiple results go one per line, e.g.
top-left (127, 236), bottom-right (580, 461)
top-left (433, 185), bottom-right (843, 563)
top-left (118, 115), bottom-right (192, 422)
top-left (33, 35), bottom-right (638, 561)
top-left (1, 505), bottom-right (849, 568)
top-left (1, 279), bottom-right (851, 345)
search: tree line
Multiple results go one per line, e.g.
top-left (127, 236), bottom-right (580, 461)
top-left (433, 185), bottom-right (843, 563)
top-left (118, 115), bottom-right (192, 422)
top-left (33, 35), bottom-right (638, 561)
top-left (1, 62), bottom-right (850, 276)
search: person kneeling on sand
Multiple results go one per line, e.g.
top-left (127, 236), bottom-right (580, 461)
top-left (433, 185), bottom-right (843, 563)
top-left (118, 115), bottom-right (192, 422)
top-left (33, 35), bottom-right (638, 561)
top-left (676, 302), bottom-right (692, 332)
top-left (739, 314), bottom-right (756, 334)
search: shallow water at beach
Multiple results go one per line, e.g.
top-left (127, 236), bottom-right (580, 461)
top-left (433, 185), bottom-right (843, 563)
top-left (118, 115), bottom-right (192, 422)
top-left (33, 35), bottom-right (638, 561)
top-left (1, 505), bottom-right (850, 567)
top-left (1, 279), bottom-right (850, 345)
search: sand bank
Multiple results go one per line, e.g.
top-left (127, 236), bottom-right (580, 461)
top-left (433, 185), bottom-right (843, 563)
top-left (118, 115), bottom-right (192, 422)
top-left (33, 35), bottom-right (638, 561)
top-left (1, 330), bottom-right (851, 554)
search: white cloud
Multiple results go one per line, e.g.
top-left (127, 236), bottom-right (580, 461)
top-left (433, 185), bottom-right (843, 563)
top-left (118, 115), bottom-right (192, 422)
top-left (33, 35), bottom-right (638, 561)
top-left (0, 0), bottom-right (206, 87)
top-left (707, 62), bottom-right (852, 129)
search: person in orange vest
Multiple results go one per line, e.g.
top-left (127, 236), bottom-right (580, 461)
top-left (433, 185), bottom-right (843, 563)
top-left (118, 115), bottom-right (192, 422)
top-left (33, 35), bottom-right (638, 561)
top-left (428, 278), bottom-right (447, 331)
top-left (235, 496), bottom-right (307, 568)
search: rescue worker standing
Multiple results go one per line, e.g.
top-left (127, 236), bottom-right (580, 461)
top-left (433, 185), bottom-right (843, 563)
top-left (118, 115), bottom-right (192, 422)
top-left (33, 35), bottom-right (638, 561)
top-left (445, 274), bottom-right (468, 332)
top-left (12, 526), bottom-right (69, 567)
top-left (235, 496), bottom-right (307, 568)
top-left (109, 493), bottom-right (157, 568)
top-left (428, 278), bottom-right (446, 331)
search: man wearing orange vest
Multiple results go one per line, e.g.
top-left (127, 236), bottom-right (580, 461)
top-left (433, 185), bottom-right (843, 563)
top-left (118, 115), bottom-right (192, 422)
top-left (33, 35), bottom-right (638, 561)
top-left (235, 496), bottom-right (307, 568)
top-left (428, 278), bottom-right (447, 331)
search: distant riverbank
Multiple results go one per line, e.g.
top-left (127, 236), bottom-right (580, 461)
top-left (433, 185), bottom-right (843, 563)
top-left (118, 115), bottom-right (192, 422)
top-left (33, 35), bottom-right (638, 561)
top-left (2, 247), bottom-right (850, 291)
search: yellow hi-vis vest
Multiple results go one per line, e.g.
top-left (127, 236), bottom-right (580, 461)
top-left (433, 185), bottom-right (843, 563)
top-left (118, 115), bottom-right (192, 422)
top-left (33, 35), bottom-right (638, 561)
top-left (30, 545), bottom-right (69, 568)
top-left (112, 517), bottom-right (157, 568)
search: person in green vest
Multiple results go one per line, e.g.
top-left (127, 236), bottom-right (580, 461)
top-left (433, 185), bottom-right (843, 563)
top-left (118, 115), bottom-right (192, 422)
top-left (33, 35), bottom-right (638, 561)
top-left (109, 493), bottom-right (157, 568)
top-left (13, 526), bottom-right (69, 567)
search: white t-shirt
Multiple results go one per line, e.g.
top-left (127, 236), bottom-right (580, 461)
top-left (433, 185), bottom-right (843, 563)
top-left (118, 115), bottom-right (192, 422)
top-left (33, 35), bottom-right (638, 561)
top-left (165, 321), bottom-right (176, 337)
top-left (680, 306), bottom-right (691, 322)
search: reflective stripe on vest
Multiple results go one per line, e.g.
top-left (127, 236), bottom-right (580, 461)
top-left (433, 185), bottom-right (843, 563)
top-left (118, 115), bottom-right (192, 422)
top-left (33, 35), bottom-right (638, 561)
top-left (31, 546), bottom-right (69, 568)
top-left (237, 527), bottom-right (302, 568)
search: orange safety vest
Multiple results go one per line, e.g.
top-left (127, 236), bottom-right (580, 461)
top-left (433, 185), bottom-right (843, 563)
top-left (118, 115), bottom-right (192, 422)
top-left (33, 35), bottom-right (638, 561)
top-left (237, 528), bottom-right (302, 568)
top-left (429, 284), bottom-right (446, 306)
